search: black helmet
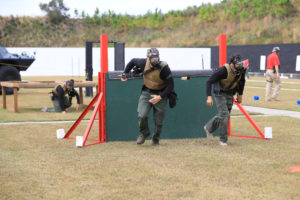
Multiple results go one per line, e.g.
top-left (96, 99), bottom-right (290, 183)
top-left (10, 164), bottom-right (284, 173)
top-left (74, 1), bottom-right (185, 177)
top-left (66, 79), bottom-right (74, 87)
top-left (229, 54), bottom-right (241, 65)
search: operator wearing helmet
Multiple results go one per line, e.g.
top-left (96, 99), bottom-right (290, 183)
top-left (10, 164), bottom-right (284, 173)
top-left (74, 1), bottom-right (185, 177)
top-left (121, 48), bottom-right (174, 146)
top-left (204, 54), bottom-right (247, 146)
top-left (42, 79), bottom-right (80, 114)
top-left (265, 46), bottom-right (281, 101)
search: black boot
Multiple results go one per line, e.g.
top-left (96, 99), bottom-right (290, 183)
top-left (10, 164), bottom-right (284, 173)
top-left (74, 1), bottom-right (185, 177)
top-left (152, 124), bottom-right (162, 146)
top-left (137, 134), bottom-right (148, 145)
top-left (137, 117), bottom-right (150, 145)
top-left (151, 139), bottom-right (159, 146)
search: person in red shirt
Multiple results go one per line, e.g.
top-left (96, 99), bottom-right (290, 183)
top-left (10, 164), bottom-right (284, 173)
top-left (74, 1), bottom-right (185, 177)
top-left (265, 47), bottom-right (281, 101)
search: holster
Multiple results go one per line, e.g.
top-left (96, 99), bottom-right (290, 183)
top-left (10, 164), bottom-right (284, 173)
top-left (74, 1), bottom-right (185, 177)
top-left (213, 82), bottom-right (223, 97)
top-left (168, 90), bottom-right (178, 108)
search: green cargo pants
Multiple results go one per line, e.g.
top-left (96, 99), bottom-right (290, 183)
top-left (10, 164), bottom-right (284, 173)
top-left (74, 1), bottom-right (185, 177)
top-left (45, 96), bottom-right (71, 112)
top-left (204, 93), bottom-right (233, 143)
top-left (137, 90), bottom-right (167, 142)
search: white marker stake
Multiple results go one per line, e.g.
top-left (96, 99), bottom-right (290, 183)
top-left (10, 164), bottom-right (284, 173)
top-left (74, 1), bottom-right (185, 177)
top-left (76, 136), bottom-right (83, 147)
top-left (56, 129), bottom-right (65, 139)
top-left (264, 127), bottom-right (272, 139)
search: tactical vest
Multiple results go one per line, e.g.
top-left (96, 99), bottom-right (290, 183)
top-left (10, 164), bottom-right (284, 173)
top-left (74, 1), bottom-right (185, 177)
top-left (52, 84), bottom-right (68, 96)
top-left (219, 64), bottom-right (242, 90)
top-left (143, 59), bottom-right (168, 90)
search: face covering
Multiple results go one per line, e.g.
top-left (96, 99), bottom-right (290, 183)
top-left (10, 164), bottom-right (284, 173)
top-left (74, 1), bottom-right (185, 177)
top-left (149, 55), bottom-right (160, 66)
top-left (235, 59), bottom-right (249, 71)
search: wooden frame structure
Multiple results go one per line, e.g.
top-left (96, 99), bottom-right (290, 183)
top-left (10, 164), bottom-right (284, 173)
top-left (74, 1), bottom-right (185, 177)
top-left (0, 80), bottom-right (97, 112)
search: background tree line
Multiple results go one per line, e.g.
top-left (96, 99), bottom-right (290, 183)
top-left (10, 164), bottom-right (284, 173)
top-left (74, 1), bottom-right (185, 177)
top-left (1, 0), bottom-right (300, 47)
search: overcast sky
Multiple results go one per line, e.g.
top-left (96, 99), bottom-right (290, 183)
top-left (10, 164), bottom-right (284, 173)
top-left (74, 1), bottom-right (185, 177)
top-left (0, 0), bottom-right (222, 17)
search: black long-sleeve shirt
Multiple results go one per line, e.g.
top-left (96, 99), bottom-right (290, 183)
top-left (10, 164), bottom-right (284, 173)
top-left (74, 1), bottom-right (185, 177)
top-left (206, 66), bottom-right (245, 96)
top-left (124, 58), bottom-right (174, 98)
top-left (56, 85), bottom-right (80, 111)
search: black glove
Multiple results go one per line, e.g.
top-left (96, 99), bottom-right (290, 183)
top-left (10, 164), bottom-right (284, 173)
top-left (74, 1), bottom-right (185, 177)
top-left (122, 72), bottom-right (143, 79)
top-left (121, 72), bottom-right (128, 79)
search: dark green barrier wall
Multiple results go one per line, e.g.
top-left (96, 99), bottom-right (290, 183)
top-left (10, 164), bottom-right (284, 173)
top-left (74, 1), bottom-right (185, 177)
top-left (106, 75), bottom-right (219, 141)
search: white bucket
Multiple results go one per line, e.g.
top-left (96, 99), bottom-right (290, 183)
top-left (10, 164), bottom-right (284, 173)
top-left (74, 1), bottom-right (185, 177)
top-left (76, 136), bottom-right (83, 147)
top-left (264, 127), bottom-right (272, 139)
top-left (56, 129), bottom-right (65, 139)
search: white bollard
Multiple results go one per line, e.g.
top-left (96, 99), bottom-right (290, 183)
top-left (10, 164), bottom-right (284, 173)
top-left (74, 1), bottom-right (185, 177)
top-left (56, 129), bottom-right (65, 139)
top-left (76, 136), bottom-right (83, 147)
top-left (264, 127), bottom-right (272, 139)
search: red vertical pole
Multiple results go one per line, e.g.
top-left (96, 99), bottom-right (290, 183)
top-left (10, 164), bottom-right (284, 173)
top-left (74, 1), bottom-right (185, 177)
top-left (228, 118), bottom-right (231, 136)
top-left (220, 34), bottom-right (231, 136)
top-left (99, 72), bottom-right (105, 142)
top-left (98, 72), bottom-right (102, 141)
top-left (219, 34), bottom-right (227, 67)
top-left (100, 34), bottom-right (108, 142)
top-left (100, 35), bottom-right (108, 73)
top-left (101, 73), bottom-right (106, 142)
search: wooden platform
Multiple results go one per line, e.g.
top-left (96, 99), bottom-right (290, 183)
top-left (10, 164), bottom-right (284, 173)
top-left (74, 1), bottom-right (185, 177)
top-left (0, 81), bottom-right (98, 112)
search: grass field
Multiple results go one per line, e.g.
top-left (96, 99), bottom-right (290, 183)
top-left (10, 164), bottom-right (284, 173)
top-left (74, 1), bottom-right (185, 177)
top-left (1, 76), bottom-right (300, 199)
top-left (1, 116), bottom-right (300, 200)
top-left (241, 77), bottom-right (300, 111)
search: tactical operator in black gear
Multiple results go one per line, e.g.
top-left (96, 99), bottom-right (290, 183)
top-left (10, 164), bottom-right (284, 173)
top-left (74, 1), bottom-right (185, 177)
top-left (121, 48), bottom-right (174, 146)
top-left (204, 54), bottom-right (246, 146)
top-left (42, 79), bottom-right (80, 114)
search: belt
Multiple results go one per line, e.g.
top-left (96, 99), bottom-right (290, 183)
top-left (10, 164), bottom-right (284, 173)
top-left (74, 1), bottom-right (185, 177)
top-left (222, 91), bottom-right (235, 95)
top-left (266, 69), bottom-right (276, 73)
top-left (143, 87), bottom-right (160, 95)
